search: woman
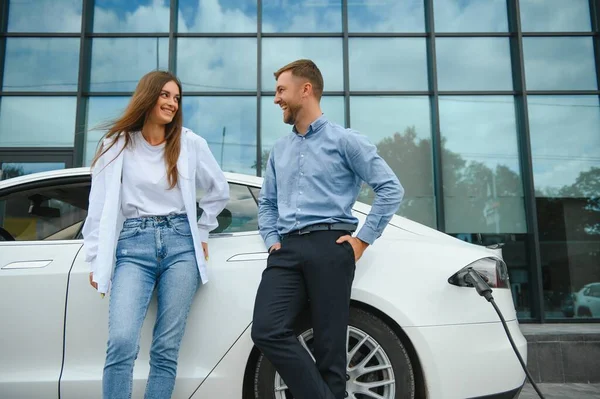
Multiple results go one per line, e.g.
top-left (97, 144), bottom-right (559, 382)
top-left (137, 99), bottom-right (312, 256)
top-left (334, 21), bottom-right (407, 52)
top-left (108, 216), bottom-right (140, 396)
top-left (82, 70), bottom-right (229, 399)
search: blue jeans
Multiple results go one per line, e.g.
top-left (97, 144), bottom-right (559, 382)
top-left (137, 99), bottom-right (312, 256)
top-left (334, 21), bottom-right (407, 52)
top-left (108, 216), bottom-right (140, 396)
top-left (103, 213), bottom-right (200, 399)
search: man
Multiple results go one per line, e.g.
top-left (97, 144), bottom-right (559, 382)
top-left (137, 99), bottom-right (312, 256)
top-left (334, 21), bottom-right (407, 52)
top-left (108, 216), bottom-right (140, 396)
top-left (251, 59), bottom-right (404, 399)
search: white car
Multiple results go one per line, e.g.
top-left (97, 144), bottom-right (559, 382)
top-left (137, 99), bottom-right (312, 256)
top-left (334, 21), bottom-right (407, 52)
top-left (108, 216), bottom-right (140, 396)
top-left (574, 283), bottom-right (600, 318)
top-left (0, 167), bottom-right (527, 399)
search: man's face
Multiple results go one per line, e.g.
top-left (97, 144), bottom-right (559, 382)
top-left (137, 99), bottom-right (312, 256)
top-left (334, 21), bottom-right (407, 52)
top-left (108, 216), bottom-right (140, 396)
top-left (274, 70), bottom-right (304, 125)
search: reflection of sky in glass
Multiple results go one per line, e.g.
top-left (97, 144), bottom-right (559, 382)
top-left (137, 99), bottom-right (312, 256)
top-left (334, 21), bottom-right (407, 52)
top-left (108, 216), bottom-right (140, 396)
top-left (178, 0), bottom-right (257, 33)
top-left (93, 0), bottom-right (170, 33)
top-left (1, 163), bottom-right (65, 180)
top-left (439, 96), bottom-right (521, 174)
top-left (3, 38), bottom-right (80, 92)
top-left (349, 38), bottom-right (428, 91)
top-left (262, 0), bottom-right (341, 33)
top-left (523, 38), bottom-right (598, 91)
top-left (348, 0), bottom-right (425, 32)
top-left (434, 0), bottom-right (508, 32)
top-left (85, 97), bottom-right (131, 165)
top-left (7, 0), bottom-right (82, 32)
top-left (90, 38), bottom-right (169, 92)
top-left (436, 38), bottom-right (513, 91)
top-left (177, 38), bottom-right (257, 92)
top-left (529, 96), bottom-right (600, 195)
top-left (183, 97), bottom-right (257, 175)
top-left (519, 0), bottom-right (591, 32)
top-left (350, 96), bottom-right (435, 227)
top-left (261, 96), bottom-right (345, 153)
top-left (0, 97), bottom-right (77, 147)
top-left (262, 39), bottom-right (343, 91)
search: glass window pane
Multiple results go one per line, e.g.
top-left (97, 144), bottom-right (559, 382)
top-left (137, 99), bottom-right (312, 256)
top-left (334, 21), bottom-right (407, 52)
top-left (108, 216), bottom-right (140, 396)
top-left (529, 96), bottom-right (600, 319)
top-left (434, 0), bottom-right (508, 32)
top-left (439, 96), bottom-right (526, 234)
top-left (350, 96), bottom-right (435, 228)
top-left (348, 0), bottom-right (425, 32)
top-left (178, 0), bottom-right (257, 33)
top-left (177, 39), bottom-right (257, 92)
top-left (263, 0), bottom-right (341, 33)
top-left (523, 38), bottom-right (598, 91)
top-left (261, 39), bottom-right (343, 91)
top-left (212, 184), bottom-right (258, 234)
top-left (2, 38), bottom-right (80, 92)
top-left (183, 97), bottom-right (257, 175)
top-left (520, 0), bottom-right (592, 32)
top-left (93, 0), bottom-right (169, 33)
top-left (0, 162), bottom-right (66, 181)
top-left (260, 96), bottom-right (344, 171)
top-left (90, 38), bottom-right (169, 92)
top-left (85, 97), bottom-right (131, 165)
top-left (0, 97), bottom-right (76, 147)
top-left (349, 39), bottom-right (428, 91)
top-left (436, 38), bottom-right (513, 91)
top-left (7, 0), bottom-right (82, 33)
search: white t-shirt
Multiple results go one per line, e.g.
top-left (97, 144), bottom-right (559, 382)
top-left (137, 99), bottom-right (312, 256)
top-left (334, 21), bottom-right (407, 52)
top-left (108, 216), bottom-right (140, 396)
top-left (121, 132), bottom-right (185, 218)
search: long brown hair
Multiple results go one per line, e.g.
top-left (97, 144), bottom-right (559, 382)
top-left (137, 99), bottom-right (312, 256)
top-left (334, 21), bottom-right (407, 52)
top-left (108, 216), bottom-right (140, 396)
top-left (91, 70), bottom-right (183, 189)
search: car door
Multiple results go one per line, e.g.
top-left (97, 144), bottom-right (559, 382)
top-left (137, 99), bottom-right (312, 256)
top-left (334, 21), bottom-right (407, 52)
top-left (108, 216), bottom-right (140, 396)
top-left (0, 177), bottom-right (89, 398)
top-left (60, 182), bottom-right (268, 399)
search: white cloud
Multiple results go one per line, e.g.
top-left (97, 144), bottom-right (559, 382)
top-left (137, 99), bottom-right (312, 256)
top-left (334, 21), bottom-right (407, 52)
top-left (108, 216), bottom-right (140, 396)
top-left (519, 0), bottom-right (592, 32)
top-left (93, 0), bottom-right (170, 33)
top-left (7, 0), bottom-right (82, 32)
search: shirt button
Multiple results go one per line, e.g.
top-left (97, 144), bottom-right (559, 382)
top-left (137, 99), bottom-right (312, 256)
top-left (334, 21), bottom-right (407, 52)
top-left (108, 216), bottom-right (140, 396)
top-left (299, 191), bottom-right (303, 195)
top-left (297, 208), bottom-right (301, 212)
top-left (301, 154), bottom-right (304, 157)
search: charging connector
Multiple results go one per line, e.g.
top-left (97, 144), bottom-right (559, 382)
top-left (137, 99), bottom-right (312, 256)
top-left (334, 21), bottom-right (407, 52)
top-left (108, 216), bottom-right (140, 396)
top-left (465, 268), bottom-right (545, 399)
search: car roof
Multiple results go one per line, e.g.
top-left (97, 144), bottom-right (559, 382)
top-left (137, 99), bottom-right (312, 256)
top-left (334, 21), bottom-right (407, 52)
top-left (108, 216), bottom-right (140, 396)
top-left (0, 167), bottom-right (264, 190)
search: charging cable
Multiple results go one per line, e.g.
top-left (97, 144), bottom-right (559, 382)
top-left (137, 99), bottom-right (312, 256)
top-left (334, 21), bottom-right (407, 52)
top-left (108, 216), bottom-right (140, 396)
top-left (464, 268), bottom-right (545, 399)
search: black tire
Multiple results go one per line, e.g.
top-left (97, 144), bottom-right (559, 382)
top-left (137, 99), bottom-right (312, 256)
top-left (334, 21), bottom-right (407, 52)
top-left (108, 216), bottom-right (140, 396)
top-left (253, 307), bottom-right (415, 399)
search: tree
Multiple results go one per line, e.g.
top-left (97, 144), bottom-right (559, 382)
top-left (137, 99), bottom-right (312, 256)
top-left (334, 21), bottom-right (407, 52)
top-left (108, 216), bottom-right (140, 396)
top-left (1, 165), bottom-right (25, 181)
top-left (251, 149), bottom-right (271, 174)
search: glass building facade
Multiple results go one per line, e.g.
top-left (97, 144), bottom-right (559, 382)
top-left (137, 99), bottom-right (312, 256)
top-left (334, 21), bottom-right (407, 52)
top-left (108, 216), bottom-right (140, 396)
top-left (0, 0), bottom-right (599, 322)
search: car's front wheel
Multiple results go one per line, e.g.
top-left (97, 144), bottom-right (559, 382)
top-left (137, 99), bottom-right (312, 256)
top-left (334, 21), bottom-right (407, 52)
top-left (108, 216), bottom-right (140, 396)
top-left (253, 307), bottom-right (415, 399)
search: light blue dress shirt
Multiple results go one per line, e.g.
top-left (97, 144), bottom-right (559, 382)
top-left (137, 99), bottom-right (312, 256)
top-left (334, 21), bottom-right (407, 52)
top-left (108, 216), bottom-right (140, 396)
top-left (258, 115), bottom-right (404, 250)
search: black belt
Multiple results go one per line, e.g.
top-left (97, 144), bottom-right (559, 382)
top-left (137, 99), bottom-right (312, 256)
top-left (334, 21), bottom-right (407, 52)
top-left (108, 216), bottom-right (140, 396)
top-left (282, 223), bottom-right (357, 238)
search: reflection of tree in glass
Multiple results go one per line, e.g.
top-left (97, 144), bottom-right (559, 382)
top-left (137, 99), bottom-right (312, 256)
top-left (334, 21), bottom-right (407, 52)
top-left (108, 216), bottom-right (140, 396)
top-left (558, 167), bottom-right (600, 235)
top-left (252, 149), bottom-right (272, 173)
top-left (1, 165), bottom-right (25, 181)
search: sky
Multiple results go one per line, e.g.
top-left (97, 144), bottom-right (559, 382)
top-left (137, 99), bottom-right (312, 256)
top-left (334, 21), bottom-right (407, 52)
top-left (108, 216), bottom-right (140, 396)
top-left (0, 0), bottom-right (598, 229)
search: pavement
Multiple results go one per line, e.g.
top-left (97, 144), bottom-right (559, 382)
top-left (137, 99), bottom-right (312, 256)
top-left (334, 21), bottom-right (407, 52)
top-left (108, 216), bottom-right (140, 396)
top-left (519, 383), bottom-right (600, 398)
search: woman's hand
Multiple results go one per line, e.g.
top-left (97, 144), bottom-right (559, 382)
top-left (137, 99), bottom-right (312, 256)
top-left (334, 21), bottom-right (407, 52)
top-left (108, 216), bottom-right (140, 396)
top-left (202, 242), bottom-right (209, 260)
top-left (89, 272), bottom-right (98, 290)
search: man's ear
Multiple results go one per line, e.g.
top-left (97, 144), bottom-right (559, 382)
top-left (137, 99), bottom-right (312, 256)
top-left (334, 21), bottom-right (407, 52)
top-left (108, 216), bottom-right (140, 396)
top-left (302, 81), bottom-right (313, 98)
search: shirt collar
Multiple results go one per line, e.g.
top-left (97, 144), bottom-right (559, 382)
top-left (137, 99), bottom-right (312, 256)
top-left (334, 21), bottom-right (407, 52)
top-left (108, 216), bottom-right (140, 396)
top-left (293, 114), bottom-right (328, 137)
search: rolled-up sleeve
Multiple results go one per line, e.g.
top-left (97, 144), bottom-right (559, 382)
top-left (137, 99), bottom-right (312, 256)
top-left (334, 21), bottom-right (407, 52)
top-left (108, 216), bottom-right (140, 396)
top-left (344, 132), bottom-right (404, 245)
top-left (195, 136), bottom-right (230, 242)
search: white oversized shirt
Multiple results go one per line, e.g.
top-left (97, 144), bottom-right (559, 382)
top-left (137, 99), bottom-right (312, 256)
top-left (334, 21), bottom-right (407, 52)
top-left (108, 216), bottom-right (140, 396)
top-left (121, 132), bottom-right (185, 218)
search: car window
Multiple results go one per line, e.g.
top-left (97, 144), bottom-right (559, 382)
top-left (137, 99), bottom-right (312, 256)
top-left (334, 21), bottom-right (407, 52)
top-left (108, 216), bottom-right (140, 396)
top-left (588, 285), bottom-right (600, 298)
top-left (200, 183), bottom-right (259, 235)
top-left (0, 182), bottom-right (89, 241)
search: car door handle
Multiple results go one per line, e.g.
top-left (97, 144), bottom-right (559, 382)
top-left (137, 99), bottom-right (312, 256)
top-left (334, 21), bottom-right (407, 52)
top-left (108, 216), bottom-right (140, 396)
top-left (227, 253), bottom-right (269, 262)
top-left (2, 260), bottom-right (53, 270)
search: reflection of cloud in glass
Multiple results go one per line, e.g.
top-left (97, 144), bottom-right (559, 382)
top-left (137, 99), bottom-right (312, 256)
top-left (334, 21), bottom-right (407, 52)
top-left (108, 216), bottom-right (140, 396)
top-left (176, 38), bottom-right (257, 92)
top-left (85, 97), bottom-right (131, 165)
top-left (262, 0), bottom-right (341, 33)
top-left (90, 38), bottom-right (169, 92)
top-left (349, 38), bottom-right (428, 91)
top-left (178, 0), bottom-right (257, 33)
top-left (183, 97), bottom-right (257, 175)
top-left (434, 0), bottom-right (508, 32)
top-left (261, 96), bottom-right (345, 152)
top-left (349, 96), bottom-right (435, 227)
top-left (0, 97), bottom-right (77, 147)
top-left (436, 38), bottom-right (513, 91)
top-left (3, 38), bottom-right (80, 92)
top-left (523, 38), bottom-right (598, 91)
top-left (93, 0), bottom-right (170, 33)
top-left (348, 0), bottom-right (425, 32)
top-left (439, 96), bottom-right (521, 173)
top-left (519, 0), bottom-right (592, 32)
top-left (262, 38), bottom-right (344, 91)
top-left (529, 96), bottom-right (600, 195)
top-left (7, 0), bottom-right (82, 32)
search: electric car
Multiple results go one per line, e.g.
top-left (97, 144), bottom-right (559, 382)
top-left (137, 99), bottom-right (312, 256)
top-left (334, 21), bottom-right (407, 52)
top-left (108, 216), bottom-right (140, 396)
top-left (0, 167), bottom-right (527, 399)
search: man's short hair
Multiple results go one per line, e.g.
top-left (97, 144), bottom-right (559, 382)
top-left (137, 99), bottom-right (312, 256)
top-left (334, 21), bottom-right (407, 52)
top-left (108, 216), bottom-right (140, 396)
top-left (274, 59), bottom-right (324, 100)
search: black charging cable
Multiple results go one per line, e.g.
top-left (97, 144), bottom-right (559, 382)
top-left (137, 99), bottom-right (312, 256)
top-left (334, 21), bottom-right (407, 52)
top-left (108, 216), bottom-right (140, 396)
top-left (464, 268), bottom-right (545, 399)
